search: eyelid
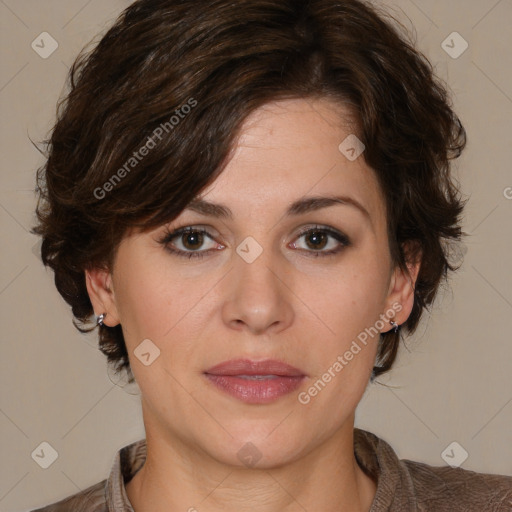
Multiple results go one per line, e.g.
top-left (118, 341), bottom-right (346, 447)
top-left (159, 224), bottom-right (218, 242)
top-left (290, 224), bottom-right (351, 255)
top-left (294, 224), bottom-right (349, 242)
top-left (158, 223), bottom-right (351, 259)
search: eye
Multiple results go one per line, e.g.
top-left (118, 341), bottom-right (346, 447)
top-left (290, 225), bottom-right (351, 257)
top-left (158, 224), bottom-right (351, 260)
top-left (158, 226), bottom-right (224, 259)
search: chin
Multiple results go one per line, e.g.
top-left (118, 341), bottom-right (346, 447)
top-left (196, 420), bottom-right (311, 470)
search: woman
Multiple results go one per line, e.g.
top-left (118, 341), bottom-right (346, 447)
top-left (31, 0), bottom-right (512, 510)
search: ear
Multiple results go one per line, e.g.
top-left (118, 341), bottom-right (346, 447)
top-left (85, 267), bottom-right (121, 327)
top-left (382, 242), bottom-right (422, 332)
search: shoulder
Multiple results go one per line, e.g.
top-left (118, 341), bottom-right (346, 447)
top-left (402, 458), bottom-right (512, 511)
top-left (28, 479), bottom-right (107, 512)
top-left (354, 428), bottom-right (512, 511)
top-left (28, 437), bottom-right (146, 512)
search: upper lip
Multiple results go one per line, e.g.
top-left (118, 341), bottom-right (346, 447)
top-left (205, 359), bottom-right (306, 377)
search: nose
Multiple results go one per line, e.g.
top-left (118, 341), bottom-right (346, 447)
top-left (221, 246), bottom-right (295, 336)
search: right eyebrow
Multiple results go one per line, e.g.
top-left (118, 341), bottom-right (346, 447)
top-left (185, 194), bottom-right (371, 222)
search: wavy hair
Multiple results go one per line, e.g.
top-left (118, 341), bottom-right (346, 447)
top-left (33, 0), bottom-right (467, 384)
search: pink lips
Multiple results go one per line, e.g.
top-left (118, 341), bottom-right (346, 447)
top-left (204, 359), bottom-right (306, 404)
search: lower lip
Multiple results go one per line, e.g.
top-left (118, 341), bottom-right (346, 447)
top-left (205, 374), bottom-right (305, 404)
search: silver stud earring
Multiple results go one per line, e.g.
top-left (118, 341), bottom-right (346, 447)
top-left (389, 319), bottom-right (399, 333)
top-left (97, 313), bottom-right (106, 326)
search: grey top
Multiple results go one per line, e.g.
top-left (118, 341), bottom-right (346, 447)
top-left (30, 428), bottom-right (512, 511)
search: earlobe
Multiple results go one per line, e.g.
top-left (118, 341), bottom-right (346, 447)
top-left (85, 268), bottom-right (121, 326)
top-left (384, 250), bottom-right (421, 331)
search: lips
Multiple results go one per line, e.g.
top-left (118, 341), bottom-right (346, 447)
top-left (205, 358), bottom-right (306, 377)
top-left (204, 359), bottom-right (306, 404)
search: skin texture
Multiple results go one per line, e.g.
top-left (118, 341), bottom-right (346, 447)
top-left (87, 98), bottom-right (420, 512)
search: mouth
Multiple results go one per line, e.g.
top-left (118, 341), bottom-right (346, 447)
top-left (204, 359), bottom-right (306, 404)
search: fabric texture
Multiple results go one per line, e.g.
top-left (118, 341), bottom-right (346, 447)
top-left (30, 428), bottom-right (512, 511)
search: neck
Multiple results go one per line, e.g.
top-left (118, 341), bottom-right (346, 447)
top-left (125, 415), bottom-right (376, 512)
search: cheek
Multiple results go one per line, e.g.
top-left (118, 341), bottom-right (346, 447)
top-left (299, 284), bottom-right (380, 422)
top-left (303, 257), bottom-right (389, 344)
top-left (112, 268), bottom-right (168, 341)
top-left (112, 251), bottom-right (220, 366)
top-left (294, 251), bottom-right (387, 397)
top-left (110, 244), bottom-right (172, 347)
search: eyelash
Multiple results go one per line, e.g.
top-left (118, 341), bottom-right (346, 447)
top-left (157, 225), bottom-right (351, 260)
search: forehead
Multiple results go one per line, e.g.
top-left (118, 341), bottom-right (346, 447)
top-left (197, 98), bottom-right (386, 231)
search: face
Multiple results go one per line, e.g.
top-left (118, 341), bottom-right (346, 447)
top-left (87, 98), bottom-right (416, 468)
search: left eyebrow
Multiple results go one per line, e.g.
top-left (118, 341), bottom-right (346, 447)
top-left (186, 194), bottom-right (371, 222)
top-left (284, 195), bottom-right (370, 221)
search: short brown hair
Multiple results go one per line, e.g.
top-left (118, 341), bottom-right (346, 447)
top-left (33, 0), bottom-right (467, 384)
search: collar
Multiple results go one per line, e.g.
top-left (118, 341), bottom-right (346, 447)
top-left (106, 428), bottom-right (411, 511)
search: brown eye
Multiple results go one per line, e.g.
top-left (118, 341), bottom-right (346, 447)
top-left (181, 231), bottom-right (205, 251)
top-left (291, 225), bottom-right (351, 257)
top-left (304, 230), bottom-right (328, 250)
top-left (158, 226), bottom-right (223, 260)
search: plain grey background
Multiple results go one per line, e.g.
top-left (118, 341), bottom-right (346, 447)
top-left (1, 0), bottom-right (511, 510)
